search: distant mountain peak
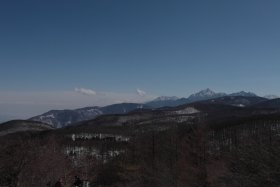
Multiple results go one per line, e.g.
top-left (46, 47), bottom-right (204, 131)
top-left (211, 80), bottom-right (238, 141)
top-left (188, 88), bottom-right (226, 101)
top-left (229, 91), bottom-right (257, 97)
top-left (196, 88), bottom-right (216, 96)
top-left (153, 96), bottom-right (179, 101)
top-left (28, 89), bottom-right (266, 128)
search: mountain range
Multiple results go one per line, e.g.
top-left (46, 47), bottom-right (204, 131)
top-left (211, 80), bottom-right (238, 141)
top-left (145, 88), bottom-right (259, 108)
top-left (24, 88), bottom-right (277, 128)
top-left (2, 90), bottom-right (280, 186)
top-left (29, 103), bottom-right (151, 128)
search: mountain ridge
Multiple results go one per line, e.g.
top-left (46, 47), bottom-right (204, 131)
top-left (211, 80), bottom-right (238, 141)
top-left (146, 89), bottom-right (260, 108)
top-left (29, 103), bottom-right (151, 128)
top-left (0, 120), bottom-right (53, 136)
top-left (28, 89), bottom-right (272, 128)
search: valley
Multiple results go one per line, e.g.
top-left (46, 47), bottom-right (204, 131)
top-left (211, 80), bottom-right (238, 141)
top-left (1, 90), bottom-right (280, 186)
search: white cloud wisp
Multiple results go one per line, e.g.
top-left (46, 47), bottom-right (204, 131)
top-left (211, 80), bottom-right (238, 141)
top-left (136, 88), bottom-right (146, 96)
top-left (75, 87), bottom-right (96, 96)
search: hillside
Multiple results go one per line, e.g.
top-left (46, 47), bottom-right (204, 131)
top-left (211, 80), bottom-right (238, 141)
top-left (2, 99), bottom-right (280, 186)
top-left (30, 103), bottom-right (151, 128)
top-left (0, 120), bottom-right (53, 136)
top-left (29, 89), bottom-right (267, 128)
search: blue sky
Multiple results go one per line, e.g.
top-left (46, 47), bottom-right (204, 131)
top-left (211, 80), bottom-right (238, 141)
top-left (0, 0), bottom-right (280, 119)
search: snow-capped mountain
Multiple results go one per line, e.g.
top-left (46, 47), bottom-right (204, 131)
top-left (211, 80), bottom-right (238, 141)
top-left (188, 88), bottom-right (227, 102)
top-left (29, 88), bottom-right (264, 128)
top-left (147, 89), bottom-right (261, 108)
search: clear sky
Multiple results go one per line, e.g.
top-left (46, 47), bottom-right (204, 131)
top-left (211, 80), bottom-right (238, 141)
top-left (0, 0), bottom-right (280, 119)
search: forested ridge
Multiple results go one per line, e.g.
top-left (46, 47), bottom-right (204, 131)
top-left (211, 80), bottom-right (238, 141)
top-left (1, 104), bottom-right (280, 187)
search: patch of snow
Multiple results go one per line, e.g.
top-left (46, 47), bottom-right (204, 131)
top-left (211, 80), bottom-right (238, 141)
top-left (87, 108), bottom-right (101, 113)
top-left (239, 104), bottom-right (245, 107)
top-left (46, 114), bottom-right (55, 118)
top-left (231, 103), bottom-right (246, 107)
top-left (175, 107), bottom-right (200, 115)
top-left (39, 114), bottom-right (55, 119)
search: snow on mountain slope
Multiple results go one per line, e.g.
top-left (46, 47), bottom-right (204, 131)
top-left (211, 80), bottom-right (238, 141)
top-left (29, 89), bottom-right (264, 128)
top-left (30, 103), bottom-right (151, 128)
top-left (30, 107), bottom-right (103, 128)
top-left (147, 89), bottom-right (261, 108)
top-left (188, 88), bottom-right (227, 101)
top-left (174, 107), bottom-right (200, 115)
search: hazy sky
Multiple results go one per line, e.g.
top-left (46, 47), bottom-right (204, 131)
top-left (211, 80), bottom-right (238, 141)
top-left (1, 0), bottom-right (280, 119)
